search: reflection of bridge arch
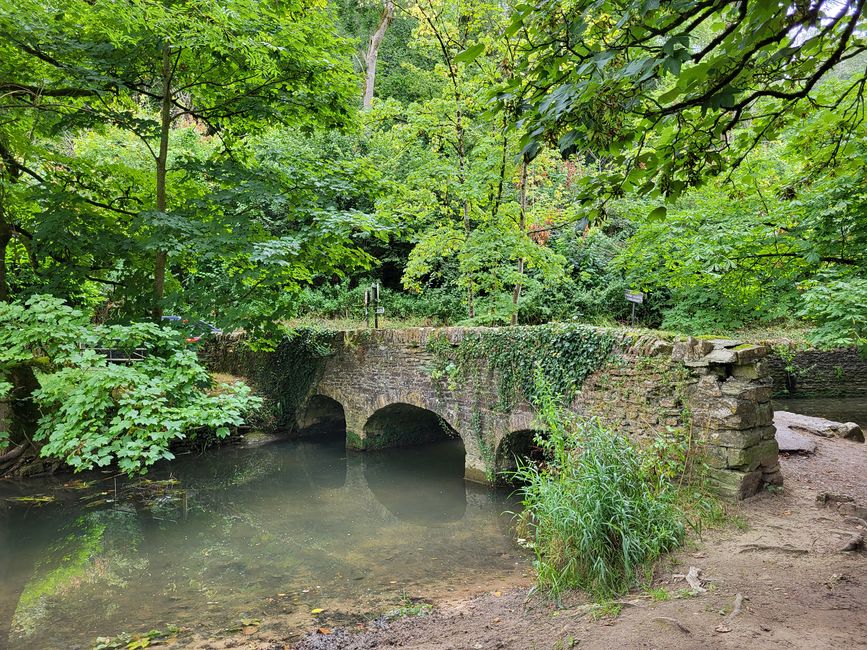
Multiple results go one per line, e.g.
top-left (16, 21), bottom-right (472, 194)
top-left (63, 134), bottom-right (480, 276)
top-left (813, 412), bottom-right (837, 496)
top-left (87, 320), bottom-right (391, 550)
top-left (361, 439), bottom-right (467, 524)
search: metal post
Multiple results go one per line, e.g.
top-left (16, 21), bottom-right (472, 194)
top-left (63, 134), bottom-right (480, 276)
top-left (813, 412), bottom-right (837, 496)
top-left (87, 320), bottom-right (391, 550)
top-left (364, 289), bottom-right (370, 329)
top-left (373, 282), bottom-right (380, 329)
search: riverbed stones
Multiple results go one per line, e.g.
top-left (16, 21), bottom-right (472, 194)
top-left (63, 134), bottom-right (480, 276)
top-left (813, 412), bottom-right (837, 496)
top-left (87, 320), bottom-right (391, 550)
top-left (775, 426), bottom-right (818, 454)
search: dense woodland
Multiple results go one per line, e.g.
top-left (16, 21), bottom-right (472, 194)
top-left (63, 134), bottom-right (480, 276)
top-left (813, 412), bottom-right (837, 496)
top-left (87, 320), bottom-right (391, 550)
top-left (2, 1), bottom-right (867, 473)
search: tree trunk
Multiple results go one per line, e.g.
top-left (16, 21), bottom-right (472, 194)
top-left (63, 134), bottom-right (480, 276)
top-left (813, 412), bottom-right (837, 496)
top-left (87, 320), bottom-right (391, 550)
top-left (0, 211), bottom-right (10, 303)
top-left (152, 43), bottom-right (173, 322)
top-left (362, 0), bottom-right (394, 109)
top-left (4, 365), bottom-right (40, 448)
top-left (511, 160), bottom-right (528, 326)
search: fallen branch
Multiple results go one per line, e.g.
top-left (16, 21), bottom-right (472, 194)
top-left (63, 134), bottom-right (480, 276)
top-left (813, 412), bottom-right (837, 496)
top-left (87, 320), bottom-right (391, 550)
top-left (0, 444), bottom-right (25, 464)
top-left (714, 592), bottom-right (743, 633)
top-left (728, 593), bottom-right (743, 620)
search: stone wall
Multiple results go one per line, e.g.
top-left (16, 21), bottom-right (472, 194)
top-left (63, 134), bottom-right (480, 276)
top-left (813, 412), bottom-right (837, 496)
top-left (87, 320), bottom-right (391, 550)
top-left (570, 334), bottom-right (779, 500)
top-left (766, 347), bottom-right (867, 397)
top-left (205, 327), bottom-right (780, 500)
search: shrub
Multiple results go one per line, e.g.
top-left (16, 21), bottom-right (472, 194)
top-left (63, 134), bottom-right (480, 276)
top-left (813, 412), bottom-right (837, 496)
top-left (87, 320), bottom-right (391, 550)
top-left (799, 274), bottom-right (867, 354)
top-left (0, 295), bottom-right (261, 475)
top-left (513, 370), bottom-right (685, 599)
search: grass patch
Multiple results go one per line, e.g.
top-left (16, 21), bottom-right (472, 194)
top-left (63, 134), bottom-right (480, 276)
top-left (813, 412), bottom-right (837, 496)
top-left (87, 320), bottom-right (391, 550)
top-left (384, 597), bottom-right (433, 619)
top-left (513, 369), bottom-right (686, 601)
top-left (645, 586), bottom-right (671, 602)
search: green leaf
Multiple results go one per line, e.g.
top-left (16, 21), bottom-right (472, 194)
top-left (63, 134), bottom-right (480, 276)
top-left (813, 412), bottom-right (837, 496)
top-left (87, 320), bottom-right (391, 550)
top-left (455, 43), bottom-right (484, 64)
top-left (648, 206), bottom-right (667, 221)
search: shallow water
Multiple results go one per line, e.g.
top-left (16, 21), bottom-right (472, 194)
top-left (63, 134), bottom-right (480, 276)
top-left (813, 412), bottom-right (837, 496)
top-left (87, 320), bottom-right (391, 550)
top-left (773, 397), bottom-right (867, 429)
top-left (0, 436), bottom-right (522, 649)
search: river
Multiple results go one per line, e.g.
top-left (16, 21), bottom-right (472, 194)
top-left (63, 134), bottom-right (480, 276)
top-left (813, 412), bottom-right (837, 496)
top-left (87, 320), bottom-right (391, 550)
top-left (0, 435), bottom-right (524, 649)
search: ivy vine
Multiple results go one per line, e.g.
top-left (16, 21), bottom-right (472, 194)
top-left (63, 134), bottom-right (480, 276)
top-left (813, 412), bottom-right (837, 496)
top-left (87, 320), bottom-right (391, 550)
top-left (203, 327), bottom-right (336, 431)
top-left (427, 324), bottom-right (615, 410)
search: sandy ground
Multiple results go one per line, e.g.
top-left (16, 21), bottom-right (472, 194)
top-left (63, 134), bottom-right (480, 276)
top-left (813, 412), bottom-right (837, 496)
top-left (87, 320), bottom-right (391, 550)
top-left (175, 433), bottom-right (867, 650)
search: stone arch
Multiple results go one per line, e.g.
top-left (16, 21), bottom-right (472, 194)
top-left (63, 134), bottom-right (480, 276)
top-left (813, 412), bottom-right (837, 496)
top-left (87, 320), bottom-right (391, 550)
top-left (362, 402), bottom-right (460, 450)
top-left (495, 429), bottom-right (547, 478)
top-left (297, 394), bottom-right (346, 439)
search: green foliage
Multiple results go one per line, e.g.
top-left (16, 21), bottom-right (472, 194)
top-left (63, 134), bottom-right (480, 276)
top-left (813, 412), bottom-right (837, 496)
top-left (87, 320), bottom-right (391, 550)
top-left (799, 275), bottom-right (867, 354)
top-left (385, 597), bottom-right (434, 619)
top-left (296, 280), bottom-right (463, 325)
top-left (0, 0), bottom-right (361, 331)
top-left (427, 323), bottom-right (615, 410)
top-left (0, 295), bottom-right (260, 475)
top-left (513, 370), bottom-right (685, 599)
top-left (505, 1), bottom-right (865, 204)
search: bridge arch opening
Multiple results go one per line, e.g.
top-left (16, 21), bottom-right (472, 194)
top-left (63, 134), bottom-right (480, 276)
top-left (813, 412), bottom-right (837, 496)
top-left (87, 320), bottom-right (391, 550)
top-left (297, 395), bottom-right (346, 440)
top-left (496, 429), bottom-right (547, 481)
top-left (362, 403), bottom-right (459, 449)
top-left (362, 403), bottom-right (466, 522)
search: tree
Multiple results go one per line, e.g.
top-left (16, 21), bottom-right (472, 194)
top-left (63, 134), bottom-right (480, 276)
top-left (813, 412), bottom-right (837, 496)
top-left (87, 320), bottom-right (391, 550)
top-left (363, 0), bottom-right (396, 108)
top-left (0, 0), bottom-right (357, 318)
top-left (504, 1), bottom-right (867, 207)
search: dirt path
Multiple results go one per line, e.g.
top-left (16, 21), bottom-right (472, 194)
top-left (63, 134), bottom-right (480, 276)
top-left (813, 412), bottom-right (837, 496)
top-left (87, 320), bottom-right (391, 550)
top-left (186, 434), bottom-right (867, 650)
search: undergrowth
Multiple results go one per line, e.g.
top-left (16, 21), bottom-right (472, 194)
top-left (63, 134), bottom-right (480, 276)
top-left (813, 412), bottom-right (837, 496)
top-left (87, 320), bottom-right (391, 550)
top-left (513, 368), bottom-right (686, 601)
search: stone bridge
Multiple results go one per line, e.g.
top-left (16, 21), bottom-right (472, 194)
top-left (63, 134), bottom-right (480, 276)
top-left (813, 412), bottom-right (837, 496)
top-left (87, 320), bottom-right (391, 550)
top-left (299, 329), bottom-right (538, 484)
top-left (207, 326), bottom-right (781, 500)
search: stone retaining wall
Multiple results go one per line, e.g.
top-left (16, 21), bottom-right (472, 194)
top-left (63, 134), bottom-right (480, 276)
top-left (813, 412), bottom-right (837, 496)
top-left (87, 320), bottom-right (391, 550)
top-left (767, 347), bottom-right (867, 397)
top-left (574, 334), bottom-right (779, 500)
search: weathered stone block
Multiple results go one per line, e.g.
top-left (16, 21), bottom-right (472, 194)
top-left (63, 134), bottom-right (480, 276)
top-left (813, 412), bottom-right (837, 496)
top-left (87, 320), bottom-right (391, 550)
top-left (705, 348), bottom-right (738, 365)
top-left (755, 401), bottom-right (774, 427)
top-left (735, 344), bottom-right (768, 364)
top-left (705, 468), bottom-right (764, 500)
top-left (706, 428), bottom-right (764, 448)
top-left (695, 373), bottom-right (722, 396)
top-left (649, 340), bottom-right (674, 356)
top-left (708, 339), bottom-right (742, 348)
top-left (720, 377), bottom-right (774, 402)
top-left (704, 445), bottom-right (729, 469)
top-left (731, 360), bottom-right (770, 380)
top-left (726, 439), bottom-right (779, 471)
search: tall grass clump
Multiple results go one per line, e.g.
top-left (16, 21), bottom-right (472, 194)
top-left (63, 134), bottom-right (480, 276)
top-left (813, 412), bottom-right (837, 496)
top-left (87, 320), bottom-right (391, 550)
top-left (514, 368), bottom-right (685, 600)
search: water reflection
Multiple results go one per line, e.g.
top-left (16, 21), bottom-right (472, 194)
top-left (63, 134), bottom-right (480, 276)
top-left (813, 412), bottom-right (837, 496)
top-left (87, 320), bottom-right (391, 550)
top-left (0, 435), bottom-right (520, 649)
top-left (362, 439), bottom-right (467, 524)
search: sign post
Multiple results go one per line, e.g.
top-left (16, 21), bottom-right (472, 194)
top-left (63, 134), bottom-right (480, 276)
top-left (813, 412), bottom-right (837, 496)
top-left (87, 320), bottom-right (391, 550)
top-left (372, 282), bottom-right (381, 329)
top-left (625, 290), bottom-right (644, 326)
top-left (364, 288), bottom-right (371, 329)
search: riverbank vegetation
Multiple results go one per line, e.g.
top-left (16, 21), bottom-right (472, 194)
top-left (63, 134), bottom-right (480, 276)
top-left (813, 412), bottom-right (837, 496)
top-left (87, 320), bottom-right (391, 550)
top-left (1, 2), bottom-right (866, 640)
top-left (514, 372), bottom-right (686, 599)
